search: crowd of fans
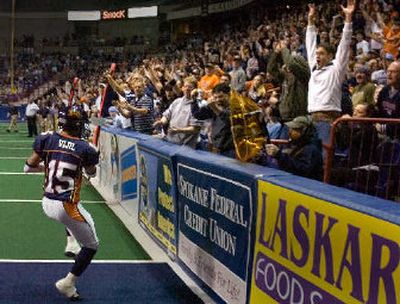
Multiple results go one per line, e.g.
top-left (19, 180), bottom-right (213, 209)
top-left (2, 0), bottom-right (400, 200)
top-left (15, 33), bottom-right (148, 48)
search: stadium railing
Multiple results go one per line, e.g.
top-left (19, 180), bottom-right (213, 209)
top-left (324, 117), bottom-right (400, 202)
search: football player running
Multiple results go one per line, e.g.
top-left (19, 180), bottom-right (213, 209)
top-left (24, 106), bottom-right (99, 300)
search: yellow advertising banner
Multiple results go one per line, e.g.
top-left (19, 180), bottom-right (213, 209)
top-left (250, 180), bottom-right (400, 304)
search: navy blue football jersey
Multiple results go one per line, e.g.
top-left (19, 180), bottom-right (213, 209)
top-left (34, 132), bottom-right (99, 203)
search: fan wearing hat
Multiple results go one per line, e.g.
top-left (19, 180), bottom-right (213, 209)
top-left (265, 116), bottom-right (323, 181)
top-left (351, 66), bottom-right (376, 107)
top-left (107, 106), bottom-right (123, 129)
top-left (197, 64), bottom-right (220, 99)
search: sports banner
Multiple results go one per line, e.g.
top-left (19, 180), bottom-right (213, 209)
top-left (95, 129), bottom-right (121, 204)
top-left (118, 134), bottom-right (139, 216)
top-left (251, 180), bottom-right (400, 304)
top-left (138, 139), bottom-right (177, 257)
top-left (176, 154), bottom-right (256, 304)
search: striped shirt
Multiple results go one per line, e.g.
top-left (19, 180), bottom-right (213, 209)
top-left (130, 94), bottom-right (154, 133)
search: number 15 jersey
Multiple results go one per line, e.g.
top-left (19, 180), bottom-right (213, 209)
top-left (33, 132), bottom-right (99, 203)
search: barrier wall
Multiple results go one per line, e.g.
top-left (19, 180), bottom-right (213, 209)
top-left (93, 126), bottom-right (400, 304)
top-left (137, 138), bottom-right (179, 258)
top-left (250, 176), bottom-right (400, 304)
top-left (0, 105), bottom-right (26, 122)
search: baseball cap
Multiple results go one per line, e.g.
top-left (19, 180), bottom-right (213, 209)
top-left (355, 66), bottom-right (369, 75)
top-left (385, 53), bottom-right (395, 61)
top-left (108, 106), bottom-right (118, 114)
top-left (285, 116), bottom-right (311, 130)
top-left (233, 55), bottom-right (242, 62)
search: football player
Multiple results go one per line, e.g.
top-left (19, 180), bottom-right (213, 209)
top-left (24, 106), bottom-right (99, 300)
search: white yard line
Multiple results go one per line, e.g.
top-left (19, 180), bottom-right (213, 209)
top-left (0, 157), bottom-right (26, 160)
top-left (0, 140), bottom-right (33, 143)
top-left (0, 172), bottom-right (43, 175)
top-left (0, 147), bottom-right (31, 150)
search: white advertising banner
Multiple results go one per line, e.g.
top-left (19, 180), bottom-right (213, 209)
top-left (179, 233), bottom-right (247, 304)
top-left (93, 130), bottom-right (121, 204)
top-left (128, 6), bottom-right (158, 18)
top-left (67, 11), bottom-right (101, 21)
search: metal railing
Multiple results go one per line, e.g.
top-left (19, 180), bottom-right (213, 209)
top-left (324, 117), bottom-right (400, 201)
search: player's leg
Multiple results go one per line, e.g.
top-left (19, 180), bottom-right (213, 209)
top-left (64, 228), bottom-right (81, 258)
top-left (55, 203), bottom-right (99, 300)
top-left (11, 115), bottom-right (18, 132)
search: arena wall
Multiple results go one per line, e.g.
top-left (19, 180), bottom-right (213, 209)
top-left (93, 126), bottom-right (400, 304)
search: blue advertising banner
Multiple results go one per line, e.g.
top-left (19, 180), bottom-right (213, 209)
top-left (0, 105), bottom-right (26, 121)
top-left (121, 146), bottom-right (137, 201)
top-left (175, 149), bottom-right (270, 304)
top-left (138, 140), bottom-right (178, 257)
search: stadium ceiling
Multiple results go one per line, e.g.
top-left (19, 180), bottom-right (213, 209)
top-left (0, 0), bottom-right (197, 12)
top-left (0, 0), bottom-right (303, 12)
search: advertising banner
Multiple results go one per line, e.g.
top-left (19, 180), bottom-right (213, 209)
top-left (118, 135), bottom-right (140, 216)
top-left (96, 130), bottom-right (121, 204)
top-left (138, 142), bottom-right (177, 257)
top-left (251, 180), bottom-right (400, 304)
top-left (177, 161), bottom-right (253, 304)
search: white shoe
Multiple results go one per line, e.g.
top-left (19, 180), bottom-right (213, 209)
top-left (65, 239), bottom-right (81, 258)
top-left (55, 278), bottom-right (80, 300)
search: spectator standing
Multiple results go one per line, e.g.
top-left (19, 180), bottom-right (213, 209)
top-left (351, 67), bottom-right (376, 107)
top-left (7, 104), bottom-right (19, 133)
top-left (25, 99), bottom-right (39, 137)
top-left (306, 0), bottom-right (355, 145)
top-left (376, 60), bottom-right (400, 138)
top-left (229, 56), bottom-right (246, 93)
top-left (268, 42), bottom-right (310, 122)
top-left (153, 77), bottom-right (201, 148)
top-left (382, 16), bottom-right (400, 59)
top-left (107, 75), bottom-right (154, 134)
top-left (192, 84), bottom-right (235, 158)
top-left (355, 32), bottom-right (370, 56)
top-left (197, 64), bottom-right (220, 99)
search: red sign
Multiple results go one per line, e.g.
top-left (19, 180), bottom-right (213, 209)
top-left (101, 9), bottom-right (127, 20)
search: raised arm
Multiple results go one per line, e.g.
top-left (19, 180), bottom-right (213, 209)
top-left (341, 0), bottom-right (355, 24)
top-left (334, 0), bottom-right (354, 78)
top-left (105, 74), bottom-right (125, 95)
top-left (306, 3), bottom-right (318, 71)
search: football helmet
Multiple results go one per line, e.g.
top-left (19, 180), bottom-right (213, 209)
top-left (62, 106), bottom-right (84, 137)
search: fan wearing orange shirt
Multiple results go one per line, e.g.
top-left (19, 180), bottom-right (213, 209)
top-left (198, 64), bottom-right (221, 99)
top-left (383, 16), bottom-right (400, 59)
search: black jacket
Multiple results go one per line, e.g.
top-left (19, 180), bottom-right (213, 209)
top-left (275, 136), bottom-right (323, 181)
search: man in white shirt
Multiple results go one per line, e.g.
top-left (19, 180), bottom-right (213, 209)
top-left (153, 77), bottom-right (201, 148)
top-left (306, 0), bottom-right (355, 145)
top-left (25, 99), bottom-right (39, 137)
top-left (355, 32), bottom-right (370, 56)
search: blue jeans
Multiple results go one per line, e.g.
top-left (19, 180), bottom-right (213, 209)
top-left (315, 121), bottom-right (331, 146)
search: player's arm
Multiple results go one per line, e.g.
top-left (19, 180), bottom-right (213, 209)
top-left (83, 143), bottom-right (99, 178)
top-left (24, 151), bottom-right (44, 173)
top-left (83, 165), bottom-right (97, 178)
